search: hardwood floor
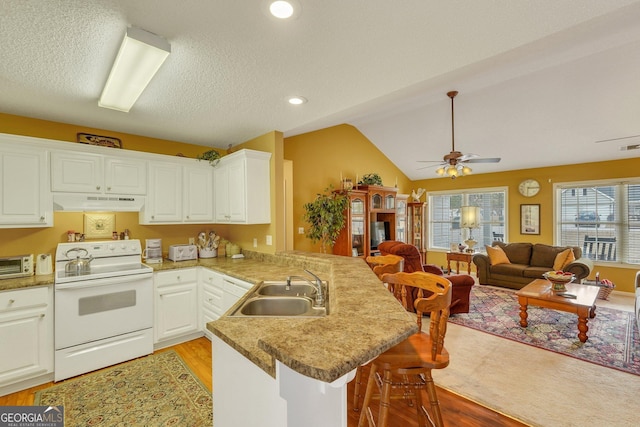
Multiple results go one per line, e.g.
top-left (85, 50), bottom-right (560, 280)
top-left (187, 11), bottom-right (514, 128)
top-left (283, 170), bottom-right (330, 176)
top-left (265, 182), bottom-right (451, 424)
top-left (1, 337), bottom-right (527, 427)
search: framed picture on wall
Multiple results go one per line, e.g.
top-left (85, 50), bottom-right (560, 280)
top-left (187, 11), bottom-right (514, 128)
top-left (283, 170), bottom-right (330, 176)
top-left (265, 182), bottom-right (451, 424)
top-left (521, 204), bottom-right (540, 235)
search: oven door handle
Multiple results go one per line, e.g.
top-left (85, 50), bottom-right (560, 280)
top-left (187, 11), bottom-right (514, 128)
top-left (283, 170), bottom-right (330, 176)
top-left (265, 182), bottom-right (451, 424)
top-left (55, 273), bottom-right (152, 290)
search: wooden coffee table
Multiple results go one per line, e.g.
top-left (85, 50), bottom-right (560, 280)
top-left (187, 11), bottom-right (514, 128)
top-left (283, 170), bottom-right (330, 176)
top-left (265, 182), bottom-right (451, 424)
top-left (515, 279), bottom-right (599, 343)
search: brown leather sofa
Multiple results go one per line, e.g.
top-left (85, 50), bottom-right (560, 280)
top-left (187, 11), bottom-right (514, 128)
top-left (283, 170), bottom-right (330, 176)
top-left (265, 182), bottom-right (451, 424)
top-left (377, 241), bottom-right (474, 314)
top-left (473, 241), bottom-right (593, 290)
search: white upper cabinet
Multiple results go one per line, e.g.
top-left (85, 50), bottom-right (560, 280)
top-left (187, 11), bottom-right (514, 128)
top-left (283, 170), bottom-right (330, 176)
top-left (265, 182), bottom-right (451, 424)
top-left (51, 152), bottom-right (146, 195)
top-left (141, 161), bottom-right (183, 223)
top-left (214, 149), bottom-right (271, 224)
top-left (142, 157), bottom-right (216, 225)
top-left (184, 166), bottom-right (214, 222)
top-left (0, 138), bottom-right (52, 227)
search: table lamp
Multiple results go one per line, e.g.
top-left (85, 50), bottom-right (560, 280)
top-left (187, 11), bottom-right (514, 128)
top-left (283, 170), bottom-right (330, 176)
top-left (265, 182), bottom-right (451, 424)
top-left (460, 206), bottom-right (481, 252)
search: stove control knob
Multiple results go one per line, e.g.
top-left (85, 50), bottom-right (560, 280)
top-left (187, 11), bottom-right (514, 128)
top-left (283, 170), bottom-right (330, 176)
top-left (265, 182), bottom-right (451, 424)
top-left (108, 244), bottom-right (115, 251)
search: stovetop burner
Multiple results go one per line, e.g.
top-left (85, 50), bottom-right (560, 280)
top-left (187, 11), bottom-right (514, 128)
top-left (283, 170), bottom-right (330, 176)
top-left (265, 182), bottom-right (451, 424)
top-left (55, 239), bottom-right (153, 284)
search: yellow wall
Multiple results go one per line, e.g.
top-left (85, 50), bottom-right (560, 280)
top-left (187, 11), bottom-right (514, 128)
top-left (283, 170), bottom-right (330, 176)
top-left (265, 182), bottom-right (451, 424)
top-left (0, 113), bottom-right (279, 259)
top-left (284, 124), bottom-right (411, 253)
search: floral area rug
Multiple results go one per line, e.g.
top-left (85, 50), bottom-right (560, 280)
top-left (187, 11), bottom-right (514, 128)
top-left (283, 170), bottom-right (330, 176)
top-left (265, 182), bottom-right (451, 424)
top-left (449, 286), bottom-right (640, 376)
top-left (34, 350), bottom-right (212, 426)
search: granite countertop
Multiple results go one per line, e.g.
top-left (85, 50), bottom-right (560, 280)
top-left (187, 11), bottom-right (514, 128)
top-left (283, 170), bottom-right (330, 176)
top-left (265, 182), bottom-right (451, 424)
top-left (0, 274), bottom-right (54, 291)
top-left (204, 251), bottom-right (417, 384)
top-left (0, 251), bottom-right (417, 385)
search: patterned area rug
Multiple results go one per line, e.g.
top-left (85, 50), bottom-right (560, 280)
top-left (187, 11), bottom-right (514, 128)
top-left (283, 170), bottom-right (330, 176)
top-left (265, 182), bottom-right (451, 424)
top-left (34, 350), bottom-right (212, 426)
top-left (449, 286), bottom-right (640, 376)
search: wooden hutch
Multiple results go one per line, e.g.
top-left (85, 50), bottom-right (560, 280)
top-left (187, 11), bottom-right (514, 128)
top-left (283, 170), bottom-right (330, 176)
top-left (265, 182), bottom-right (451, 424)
top-left (333, 185), bottom-right (398, 258)
top-left (407, 201), bottom-right (427, 264)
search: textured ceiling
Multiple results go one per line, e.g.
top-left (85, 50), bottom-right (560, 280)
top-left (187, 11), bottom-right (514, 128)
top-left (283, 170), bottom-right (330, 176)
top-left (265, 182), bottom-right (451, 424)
top-left (1, 1), bottom-right (640, 179)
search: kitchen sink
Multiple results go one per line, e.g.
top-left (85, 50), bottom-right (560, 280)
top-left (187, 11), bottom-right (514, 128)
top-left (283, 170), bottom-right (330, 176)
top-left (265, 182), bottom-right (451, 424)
top-left (228, 279), bottom-right (328, 317)
top-left (257, 281), bottom-right (318, 297)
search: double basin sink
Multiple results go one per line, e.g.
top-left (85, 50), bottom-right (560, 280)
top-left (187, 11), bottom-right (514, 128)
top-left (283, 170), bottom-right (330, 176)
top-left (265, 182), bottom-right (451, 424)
top-left (229, 280), bottom-right (328, 317)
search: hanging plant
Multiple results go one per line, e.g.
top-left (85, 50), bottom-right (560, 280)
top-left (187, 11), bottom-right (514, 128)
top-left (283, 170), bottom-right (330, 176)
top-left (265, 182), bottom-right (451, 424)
top-left (303, 186), bottom-right (350, 253)
top-left (358, 173), bottom-right (383, 186)
top-left (197, 149), bottom-right (222, 166)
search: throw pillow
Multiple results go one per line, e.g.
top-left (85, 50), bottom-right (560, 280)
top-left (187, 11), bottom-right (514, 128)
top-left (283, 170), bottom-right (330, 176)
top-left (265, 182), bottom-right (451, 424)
top-left (552, 248), bottom-right (575, 270)
top-left (486, 245), bottom-right (510, 265)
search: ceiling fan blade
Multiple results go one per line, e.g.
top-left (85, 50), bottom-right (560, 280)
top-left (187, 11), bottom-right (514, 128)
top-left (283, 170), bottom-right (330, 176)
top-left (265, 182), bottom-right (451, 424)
top-left (417, 160), bottom-right (445, 163)
top-left (457, 153), bottom-right (479, 162)
top-left (463, 157), bottom-right (501, 163)
top-left (417, 163), bottom-right (445, 170)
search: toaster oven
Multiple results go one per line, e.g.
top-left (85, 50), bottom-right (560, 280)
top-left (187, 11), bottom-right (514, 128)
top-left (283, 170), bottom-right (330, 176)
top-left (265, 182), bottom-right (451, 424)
top-left (0, 254), bottom-right (34, 279)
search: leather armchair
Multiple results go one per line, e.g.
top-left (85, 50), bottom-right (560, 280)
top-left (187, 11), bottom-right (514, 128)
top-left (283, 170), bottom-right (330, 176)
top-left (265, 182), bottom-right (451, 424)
top-left (377, 241), bottom-right (473, 314)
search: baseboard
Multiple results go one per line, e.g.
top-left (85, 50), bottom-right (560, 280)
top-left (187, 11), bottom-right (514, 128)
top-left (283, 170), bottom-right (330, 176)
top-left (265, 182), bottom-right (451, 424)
top-left (154, 331), bottom-right (204, 351)
top-left (0, 372), bottom-right (54, 397)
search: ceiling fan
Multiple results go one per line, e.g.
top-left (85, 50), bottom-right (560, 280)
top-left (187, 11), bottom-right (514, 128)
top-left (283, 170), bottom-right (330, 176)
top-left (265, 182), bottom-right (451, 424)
top-left (418, 90), bottom-right (500, 178)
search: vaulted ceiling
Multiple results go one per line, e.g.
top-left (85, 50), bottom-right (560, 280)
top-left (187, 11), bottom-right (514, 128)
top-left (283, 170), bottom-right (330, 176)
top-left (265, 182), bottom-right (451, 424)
top-left (1, 1), bottom-right (640, 180)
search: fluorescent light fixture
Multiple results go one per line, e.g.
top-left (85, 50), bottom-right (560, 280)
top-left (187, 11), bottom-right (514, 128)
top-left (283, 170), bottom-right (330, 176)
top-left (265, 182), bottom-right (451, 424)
top-left (99, 27), bottom-right (171, 112)
top-left (288, 96), bottom-right (307, 105)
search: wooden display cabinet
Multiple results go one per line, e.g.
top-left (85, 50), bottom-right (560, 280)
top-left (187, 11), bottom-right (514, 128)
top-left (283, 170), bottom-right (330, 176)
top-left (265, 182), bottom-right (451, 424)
top-left (332, 190), bottom-right (368, 257)
top-left (408, 201), bottom-right (427, 264)
top-left (395, 194), bottom-right (409, 243)
top-left (333, 185), bottom-right (398, 257)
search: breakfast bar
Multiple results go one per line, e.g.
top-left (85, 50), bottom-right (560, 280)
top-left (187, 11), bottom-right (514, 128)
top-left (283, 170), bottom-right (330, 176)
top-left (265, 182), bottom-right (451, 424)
top-left (206, 250), bottom-right (416, 427)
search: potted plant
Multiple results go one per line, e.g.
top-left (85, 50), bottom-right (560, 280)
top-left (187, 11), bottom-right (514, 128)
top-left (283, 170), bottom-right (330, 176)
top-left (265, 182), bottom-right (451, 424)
top-left (303, 186), bottom-right (350, 253)
top-left (358, 173), bottom-right (383, 186)
top-left (197, 149), bottom-right (221, 166)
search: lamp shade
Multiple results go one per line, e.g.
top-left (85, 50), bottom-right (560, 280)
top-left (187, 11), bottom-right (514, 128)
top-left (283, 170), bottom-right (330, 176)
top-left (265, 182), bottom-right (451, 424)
top-left (99, 27), bottom-right (171, 112)
top-left (460, 206), bottom-right (481, 229)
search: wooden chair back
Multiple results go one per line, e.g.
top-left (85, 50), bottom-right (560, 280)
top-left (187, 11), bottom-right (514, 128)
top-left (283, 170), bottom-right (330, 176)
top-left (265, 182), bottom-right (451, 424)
top-left (583, 235), bottom-right (616, 261)
top-left (381, 271), bottom-right (452, 358)
top-left (366, 254), bottom-right (406, 306)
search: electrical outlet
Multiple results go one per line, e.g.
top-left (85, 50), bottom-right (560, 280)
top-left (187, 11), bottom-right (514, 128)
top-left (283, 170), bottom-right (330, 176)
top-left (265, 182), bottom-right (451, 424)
top-left (188, 237), bottom-right (195, 245)
top-left (298, 227), bottom-right (304, 234)
top-left (253, 238), bottom-right (258, 248)
top-left (266, 235), bottom-right (272, 245)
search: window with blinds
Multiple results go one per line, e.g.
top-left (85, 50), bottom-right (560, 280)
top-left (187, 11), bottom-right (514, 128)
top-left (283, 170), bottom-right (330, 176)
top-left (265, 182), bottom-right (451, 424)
top-left (556, 181), bottom-right (640, 264)
top-left (428, 188), bottom-right (507, 251)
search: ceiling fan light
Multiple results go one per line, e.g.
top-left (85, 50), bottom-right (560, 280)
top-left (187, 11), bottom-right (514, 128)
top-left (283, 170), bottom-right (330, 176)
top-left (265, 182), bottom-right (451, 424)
top-left (446, 166), bottom-right (458, 177)
top-left (462, 165), bottom-right (472, 175)
top-left (435, 166), bottom-right (445, 176)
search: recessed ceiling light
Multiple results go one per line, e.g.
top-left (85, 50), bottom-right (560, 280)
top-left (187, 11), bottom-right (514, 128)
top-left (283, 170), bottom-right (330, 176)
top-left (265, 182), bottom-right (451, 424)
top-left (270, 1), bottom-right (294, 18)
top-left (288, 96), bottom-right (307, 105)
top-left (263, 0), bottom-right (301, 20)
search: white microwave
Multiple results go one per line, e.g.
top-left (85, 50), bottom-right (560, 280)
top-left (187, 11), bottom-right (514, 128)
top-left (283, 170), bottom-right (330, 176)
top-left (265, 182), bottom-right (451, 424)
top-left (0, 254), bottom-right (34, 279)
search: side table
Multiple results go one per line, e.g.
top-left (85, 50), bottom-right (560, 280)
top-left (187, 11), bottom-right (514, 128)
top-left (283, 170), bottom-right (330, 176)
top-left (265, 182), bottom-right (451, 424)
top-left (446, 251), bottom-right (475, 275)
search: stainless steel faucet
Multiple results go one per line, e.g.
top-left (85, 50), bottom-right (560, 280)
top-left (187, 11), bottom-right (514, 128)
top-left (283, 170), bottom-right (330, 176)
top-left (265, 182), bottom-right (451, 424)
top-left (286, 269), bottom-right (325, 307)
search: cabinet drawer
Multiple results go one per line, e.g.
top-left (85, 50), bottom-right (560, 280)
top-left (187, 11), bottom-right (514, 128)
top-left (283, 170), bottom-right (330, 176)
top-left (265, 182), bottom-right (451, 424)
top-left (0, 286), bottom-right (48, 312)
top-left (201, 269), bottom-right (224, 289)
top-left (203, 285), bottom-right (223, 311)
top-left (155, 269), bottom-right (197, 287)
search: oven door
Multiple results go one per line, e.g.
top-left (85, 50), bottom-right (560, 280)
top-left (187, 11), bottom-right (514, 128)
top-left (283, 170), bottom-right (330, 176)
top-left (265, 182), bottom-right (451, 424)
top-left (55, 273), bottom-right (153, 350)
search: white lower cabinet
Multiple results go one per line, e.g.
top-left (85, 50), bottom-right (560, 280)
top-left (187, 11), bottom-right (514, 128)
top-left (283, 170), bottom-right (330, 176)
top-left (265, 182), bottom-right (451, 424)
top-left (200, 268), bottom-right (225, 339)
top-left (0, 286), bottom-right (53, 396)
top-left (154, 269), bottom-right (200, 347)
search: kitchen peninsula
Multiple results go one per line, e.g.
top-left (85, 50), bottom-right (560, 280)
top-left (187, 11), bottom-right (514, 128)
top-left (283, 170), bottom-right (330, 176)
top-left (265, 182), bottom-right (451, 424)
top-left (206, 250), bottom-right (417, 427)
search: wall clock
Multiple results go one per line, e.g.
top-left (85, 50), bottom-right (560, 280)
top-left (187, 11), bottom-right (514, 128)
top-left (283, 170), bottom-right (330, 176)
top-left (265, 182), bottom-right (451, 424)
top-left (518, 179), bottom-right (540, 197)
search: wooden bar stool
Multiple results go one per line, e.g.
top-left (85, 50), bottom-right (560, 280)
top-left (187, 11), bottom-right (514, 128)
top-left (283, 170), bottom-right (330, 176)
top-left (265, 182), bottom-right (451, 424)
top-left (353, 254), bottom-right (406, 410)
top-left (365, 254), bottom-right (406, 306)
top-left (357, 272), bottom-right (452, 427)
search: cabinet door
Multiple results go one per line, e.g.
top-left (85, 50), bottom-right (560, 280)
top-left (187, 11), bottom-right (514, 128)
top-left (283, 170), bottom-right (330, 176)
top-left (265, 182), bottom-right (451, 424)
top-left (0, 287), bottom-right (53, 386)
top-left (104, 157), bottom-right (147, 195)
top-left (143, 162), bottom-right (183, 223)
top-left (0, 148), bottom-right (52, 227)
top-left (213, 164), bottom-right (231, 222)
top-left (51, 151), bottom-right (103, 193)
top-left (155, 281), bottom-right (199, 342)
top-left (184, 166), bottom-right (213, 222)
top-left (227, 160), bottom-right (246, 222)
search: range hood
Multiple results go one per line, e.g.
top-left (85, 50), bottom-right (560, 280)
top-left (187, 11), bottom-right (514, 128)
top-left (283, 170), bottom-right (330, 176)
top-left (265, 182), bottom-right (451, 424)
top-left (53, 194), bottom-right (145, 212)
